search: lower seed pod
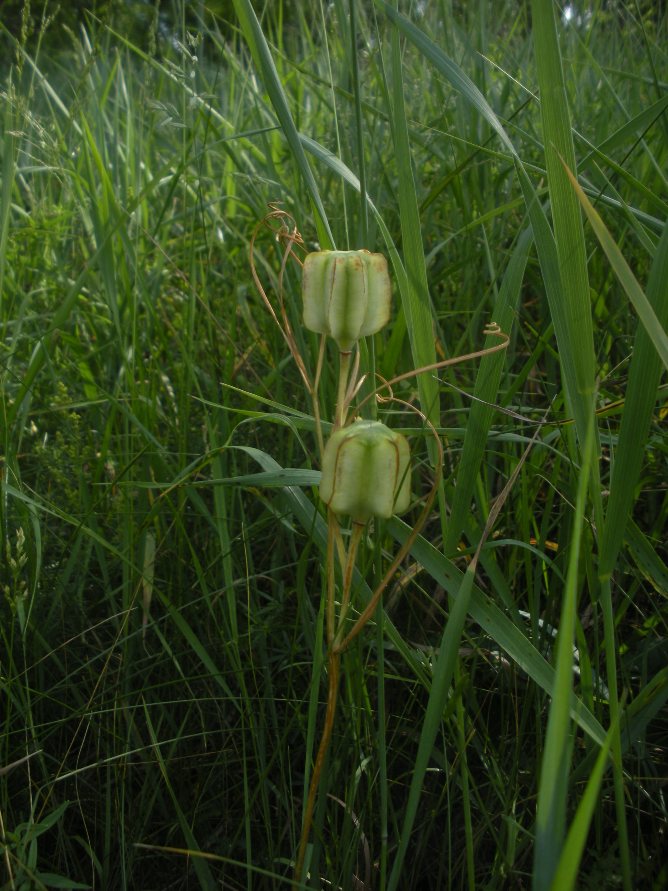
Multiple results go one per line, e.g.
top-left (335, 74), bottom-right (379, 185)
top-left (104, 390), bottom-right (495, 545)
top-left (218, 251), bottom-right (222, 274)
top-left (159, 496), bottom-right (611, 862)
top-left (320, 419), bottom-right (411, 523)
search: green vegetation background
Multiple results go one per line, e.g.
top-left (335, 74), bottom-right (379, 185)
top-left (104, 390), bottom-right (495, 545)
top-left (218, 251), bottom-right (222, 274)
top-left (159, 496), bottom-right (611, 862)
top-left (1, 1), bottom-right (666, 889)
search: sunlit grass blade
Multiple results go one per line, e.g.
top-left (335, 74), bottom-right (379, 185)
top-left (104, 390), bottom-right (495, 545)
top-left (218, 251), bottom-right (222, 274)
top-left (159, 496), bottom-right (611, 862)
top-left (389, 520), bottom-right (606, 739)
top-left (621, 666), bottom-right (668, 753)
top-left (377, 1), bottom-right (516, 156)
top-left (530, 5), bottom-right (630, 887)
top-left (588, 94), bottom-right (668, 161)
top-left (374, 0), bottom-right (594, 448)
top-left (625, 519), bottom-right (668, 598)
top-left (0, 76), bottom-right (16, 302)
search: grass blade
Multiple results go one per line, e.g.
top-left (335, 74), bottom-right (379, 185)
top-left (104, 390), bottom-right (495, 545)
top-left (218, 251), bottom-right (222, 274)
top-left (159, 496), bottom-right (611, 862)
top-left (530, 0), bottom-right (597, 447)
top-left (384, 16), bottom-right (439, 429)
top-left (533, 415), bottom-right (596, 890)
top-left (564, 166), bottom-right (668, 373)
top-left (231, 0), bottom-right (334, 249)
top-left (445, 226), bottom-right (533, 552)
top-left (599, 220), bottom-right (668, 576)
top-left (548, 717), bottom-right (618, 891)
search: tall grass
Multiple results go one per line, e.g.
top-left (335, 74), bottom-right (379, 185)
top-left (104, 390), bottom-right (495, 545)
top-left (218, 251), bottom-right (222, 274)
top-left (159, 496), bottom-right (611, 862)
top-left (1, 1), bottom-right (666, 889)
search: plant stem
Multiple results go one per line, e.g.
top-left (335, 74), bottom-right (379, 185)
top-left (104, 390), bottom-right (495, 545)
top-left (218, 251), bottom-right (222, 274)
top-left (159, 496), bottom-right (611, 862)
top-left (336, 350), bottom-right (353, 429)
top-left (294, 518), bottom-right (362, 886)
top-left (600, 577), bottom-right (632, 891)
top-left (294, 649), bottom-right (341, 888)
top-left (337, 522), bottom-right (365, 629)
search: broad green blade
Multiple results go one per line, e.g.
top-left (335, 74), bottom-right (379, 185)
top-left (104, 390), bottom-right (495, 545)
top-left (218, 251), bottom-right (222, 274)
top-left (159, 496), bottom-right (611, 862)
top-left (530, 0), bottom-right (597, 450)
top-left (382, 510), bottom-right (607, 891)
top-left (387, 518), bottom-right (606, 746)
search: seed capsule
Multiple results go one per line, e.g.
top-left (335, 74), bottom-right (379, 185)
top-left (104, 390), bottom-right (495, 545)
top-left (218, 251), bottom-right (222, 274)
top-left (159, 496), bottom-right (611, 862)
top-left (302, 250), bottom-right (391, 351)
top-left (320, 420), bottom-right (411, 523)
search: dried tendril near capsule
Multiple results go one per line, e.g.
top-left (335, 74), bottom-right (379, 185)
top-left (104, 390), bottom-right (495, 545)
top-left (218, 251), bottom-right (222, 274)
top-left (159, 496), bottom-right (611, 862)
top-left (302, 250), bottom-right (391, 352)
top-left (320, 419), bottom-right (410, 523)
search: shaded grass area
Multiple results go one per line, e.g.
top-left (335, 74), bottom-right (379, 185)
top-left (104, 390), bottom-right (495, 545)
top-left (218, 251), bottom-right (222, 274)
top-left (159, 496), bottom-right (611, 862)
top-left (1, 1), bottom-right (667, 888)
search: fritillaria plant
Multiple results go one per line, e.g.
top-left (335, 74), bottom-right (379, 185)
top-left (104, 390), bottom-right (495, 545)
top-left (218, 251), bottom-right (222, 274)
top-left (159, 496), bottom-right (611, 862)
top-left (249, 207), bottom-right (508, 888)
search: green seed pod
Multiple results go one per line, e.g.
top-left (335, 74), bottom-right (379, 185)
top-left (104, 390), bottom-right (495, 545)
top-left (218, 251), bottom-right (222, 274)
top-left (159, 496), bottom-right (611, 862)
top-left (320, 420), bottom-right (411, 523)
top-left (302, 250), bottom-right (391, 352)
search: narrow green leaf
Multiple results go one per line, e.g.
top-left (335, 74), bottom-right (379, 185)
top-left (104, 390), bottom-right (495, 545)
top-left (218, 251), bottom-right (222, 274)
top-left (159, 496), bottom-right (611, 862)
top-left (387, 519), bottom-right (606, 746)
top-left (621, 666), bottom-right (668, 751)
top-left (142, 702), bottom-right (218, 891)
top-left (0, 77), bottom-right (17, 301)
top-left (549, 719), bottom-right (617, 891)
top-left (625, 519), bottom-right (668, 598)
top-left (534, 415), bottom-right (596, 891)
top-left (231, 0), bottom-right (334, 249)
top-left (387, 564), bottom-right (477, 891)
top-left (386, 19), bottom-right (439, 428)
top-left (531, 0), bottom-right (597, 448)
top-left (599, 220), bottom-right (668, 576)
top-left (445, 227), bottom-right (533, 552)
top-left (564, 167), bottom-right (668, 374)
top-left (377, 2), bottom-right (516, 156)
top-left (590, 94), bottom-right (668, 159)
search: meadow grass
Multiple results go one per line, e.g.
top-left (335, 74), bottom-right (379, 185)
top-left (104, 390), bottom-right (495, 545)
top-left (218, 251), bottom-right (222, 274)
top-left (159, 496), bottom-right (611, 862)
top-left (1, 1), bottom-right (666, 888)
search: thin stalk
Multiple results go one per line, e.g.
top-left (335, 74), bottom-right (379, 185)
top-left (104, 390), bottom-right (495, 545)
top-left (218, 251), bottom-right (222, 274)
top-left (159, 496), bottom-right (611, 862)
top-left (0, 805), bottom-right (14, 889)
top-left (294, 647), bottom-right (342, 886)
top-left (455, 666), bottom-right (475, 891)
top-left (295, 514), bottom-right (363, 885)
top-left (376, 609), bottom-right (389, 889)
top-left (326, 509), bottom-right (338, 648)
top-left (348, 0), bottom-right (368, 246)
top-left (312, 335), bottom-right (327, 459)
top-left (599, 577), bottom-right (632, 891)
top-left (336, 350), bottom-right (353, 429)
top-left (336, 522), bottom-right (366, 639)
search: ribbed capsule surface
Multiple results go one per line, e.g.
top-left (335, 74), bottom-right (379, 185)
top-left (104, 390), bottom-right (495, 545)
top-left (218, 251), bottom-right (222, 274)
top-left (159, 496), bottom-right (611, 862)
top-left (319, 420), bottom-right (411, 523)
top-left (302, 250), bottom-right (391, 351)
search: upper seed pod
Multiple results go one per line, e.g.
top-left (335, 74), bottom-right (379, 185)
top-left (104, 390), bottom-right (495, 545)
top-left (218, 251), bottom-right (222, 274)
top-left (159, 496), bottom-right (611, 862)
top-left (320, 419), bottom-right (411, 523)
top-left (302, 250), bottom-right (391, 352)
